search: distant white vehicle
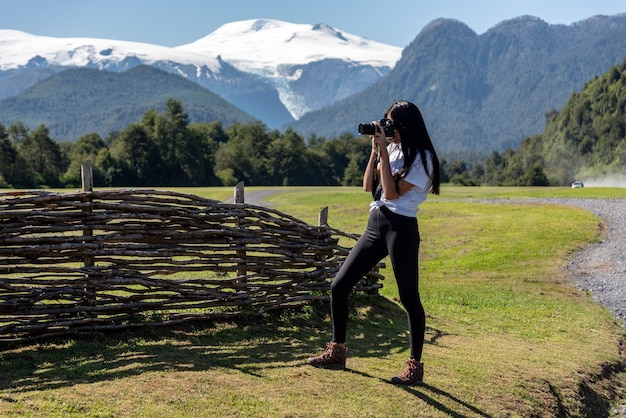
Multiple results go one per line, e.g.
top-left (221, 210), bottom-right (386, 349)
top-left (571, 181), bottom-right (584, 188)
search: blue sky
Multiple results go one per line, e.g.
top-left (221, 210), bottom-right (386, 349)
top-left (1, 0), bottom-right (624, 48)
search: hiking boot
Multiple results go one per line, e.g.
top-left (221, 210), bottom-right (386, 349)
top-left (391, 358), bottom-right (423, 385)
top-left (306, 342), bottom-right (347, 370)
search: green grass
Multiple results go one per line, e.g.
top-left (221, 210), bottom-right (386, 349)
top-left (1, 186), bottom-right (626, 417)
top-left (435, 184), bottom-right (626, 200)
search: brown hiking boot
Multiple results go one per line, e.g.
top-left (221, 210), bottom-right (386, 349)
top-left (306, 342), bottom-right (347, 370)
top-left (391, 358), bottom-right (423, 385)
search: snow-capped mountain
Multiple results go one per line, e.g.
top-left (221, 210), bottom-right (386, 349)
top-left (0, 29), bottom-right (222, 71)
top-left (177, 19), bottom-right (402, 118)
top-left (0, 20), bottom-right (402, 127)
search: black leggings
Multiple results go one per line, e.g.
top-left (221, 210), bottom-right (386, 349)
top-left (330, 205), bottom-right (426, 360)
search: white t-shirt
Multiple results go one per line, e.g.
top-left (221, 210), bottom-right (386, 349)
top-left (370, 142), bottom-right (434, 217)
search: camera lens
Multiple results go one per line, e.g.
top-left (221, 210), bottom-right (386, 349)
top-left (358, 123), bottom-right (376, 135)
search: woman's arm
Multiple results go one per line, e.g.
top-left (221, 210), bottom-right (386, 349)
top-left (362, 140), bottom-right (379, 192)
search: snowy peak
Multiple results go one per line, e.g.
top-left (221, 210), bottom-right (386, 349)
top-left (0, 29), bottom-right (222, 72)
top-left (176, 18), bottom-right (401, 69)
top-left (174, 19), bottom-right (402, 119)
top-left (311, 23), bottom-right (348, 40)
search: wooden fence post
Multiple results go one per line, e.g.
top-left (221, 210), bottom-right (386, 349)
top-left (233, 181), bottom-right (247, 283)
top-left (234, 181), bottom-right (245, 204)
top-left (316, 206), bottom-right (329, 281)
top-left (81, 161), bottom-right (96, 306)
top-left (318, 206), bottom-right (328, 227)
top-left (81, 161), bottom-right (93, 193)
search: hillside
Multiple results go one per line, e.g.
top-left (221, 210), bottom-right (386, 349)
top-left (526, 58), bottom-right (626, 185)
top-left (290, 14), bottom-right (626, 154)
top-left (442, 59), bottom-right (626, 186)
top-left (0, 66), bottom-right (255, 141)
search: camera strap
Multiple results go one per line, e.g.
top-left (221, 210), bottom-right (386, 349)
top-left (371, 157), bottom-right (382, 200)
top-left (372, 183), bottom-right (383, 201)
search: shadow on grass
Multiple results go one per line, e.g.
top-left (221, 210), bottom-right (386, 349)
top-left (345, 366), bottom-right (492, 418)
top-left (406, 384), bottom-right (493, 418)
top-left (0, 294), bottom-right (485, 417)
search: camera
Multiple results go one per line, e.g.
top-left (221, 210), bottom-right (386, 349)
top-left (358, 118), bottom-right (395, 138)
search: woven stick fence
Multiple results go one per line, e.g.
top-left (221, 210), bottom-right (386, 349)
top-left (0, 173), bottom-right (383, 342)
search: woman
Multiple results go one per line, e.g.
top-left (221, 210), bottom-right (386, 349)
top-left (307, 100), bottom-right (440, 385)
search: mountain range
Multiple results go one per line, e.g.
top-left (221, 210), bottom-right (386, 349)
top-left (0, 20), bottom-right (400, 129)
top-left (293, 14), bottom-right (626, 153)
top-left (1, 15), bottom-right (626, 153)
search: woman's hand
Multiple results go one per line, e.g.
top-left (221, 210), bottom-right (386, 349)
top-left (370, 121), bottom-right (387, 154)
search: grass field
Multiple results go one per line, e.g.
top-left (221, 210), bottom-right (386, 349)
top-left (1, 186), bottom-right (625, 417)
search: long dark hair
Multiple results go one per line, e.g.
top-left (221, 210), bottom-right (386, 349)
top-left (385, 100), bottom-right (440, 195)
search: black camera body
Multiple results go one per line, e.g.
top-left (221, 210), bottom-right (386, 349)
top-left (358, 118), bottom-right (395, 138)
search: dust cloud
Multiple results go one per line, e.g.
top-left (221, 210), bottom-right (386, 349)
top-left (580, 174), bottom-right (626, 188)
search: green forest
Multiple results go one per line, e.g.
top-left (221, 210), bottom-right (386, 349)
top-left (449, 59), bottom-right (626, 186)
top-left (0, 98), bottom-right (381, 189)
top-left (2, 59), bottom-right (625, 189)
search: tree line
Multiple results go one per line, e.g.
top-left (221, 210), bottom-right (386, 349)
top-left (0, 94), bottom-right (579, 190)
top-left (0, 97), bottom-right (482, 190)
top-left (0, 98), bottom-right (405, 188)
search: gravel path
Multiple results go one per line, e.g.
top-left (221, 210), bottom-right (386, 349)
top-left (541, 198), bottom-right (626, 417)
top-left (224, 189), bottom-right (282, 206)
top-left (532, 198), bottom-right (626, 325)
